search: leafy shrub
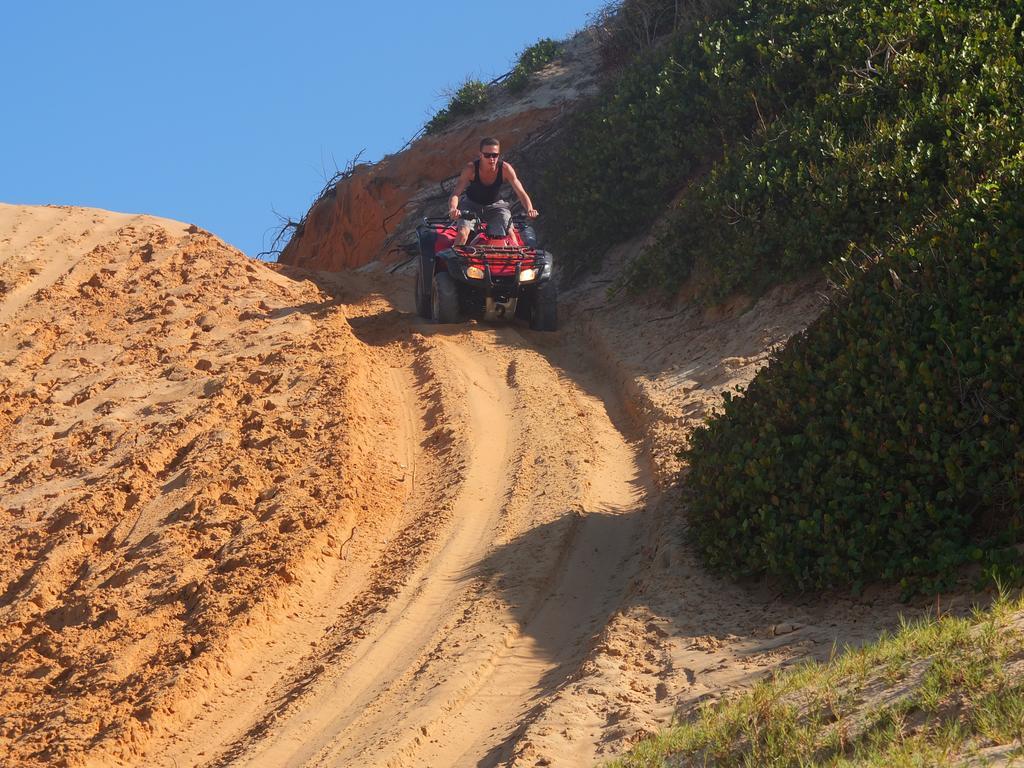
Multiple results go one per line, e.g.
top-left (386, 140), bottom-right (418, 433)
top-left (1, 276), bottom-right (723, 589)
top-left (685, 155), bottom-right (1024, 593)
top-left (506, 38), bottom-right (562, 93)
top-left (537, 1), bottom-right (1024, 290)
top-left (627, 2), bottom-right (1024, 300)
top-left (537, 0), bottom-right (828, 276)
top-left (424, 79), bottom-right (489, 136)
top-left (589, 0), bottom-right (734, 72)
top-left (533, 0), bottom-right (1024, 593)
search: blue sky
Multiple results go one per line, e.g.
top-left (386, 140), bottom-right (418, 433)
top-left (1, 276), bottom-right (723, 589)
top-left (1, 1), bottom-right (598, 256)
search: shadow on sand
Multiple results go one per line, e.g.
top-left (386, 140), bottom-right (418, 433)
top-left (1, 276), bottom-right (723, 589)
top-left (267, 267), bottom-right (951, 767)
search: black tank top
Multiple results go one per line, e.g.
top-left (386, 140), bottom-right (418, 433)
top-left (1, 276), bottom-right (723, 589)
top-left (465, 159), bottom-right (504, 205)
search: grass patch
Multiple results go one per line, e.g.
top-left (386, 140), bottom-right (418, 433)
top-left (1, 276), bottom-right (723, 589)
top-left (506, 38), bottom-right (562, 93)
top-left (422, 38), bottom-right (562, 135)
top-left (607, 596), bottom-right (1024, 767)
top-left (424, 78), bottom-right (489, 136)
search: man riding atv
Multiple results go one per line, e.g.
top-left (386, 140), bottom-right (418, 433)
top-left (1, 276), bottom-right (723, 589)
top-left (448, 137), bottom-right (539, 245)
top-left (413, 136), bottom-right (557, 330)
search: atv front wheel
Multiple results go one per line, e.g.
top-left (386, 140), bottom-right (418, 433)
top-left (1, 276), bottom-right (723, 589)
top-left (414, 264), bottom-right (432, 318)
top-left (529, 280), bottom-right (557, 331)
top-left (431, 272), bottom-right (461, 323)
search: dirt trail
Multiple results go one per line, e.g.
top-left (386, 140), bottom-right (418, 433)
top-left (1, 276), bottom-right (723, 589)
top-left (232, 336), bottom-right (518, 768)
top-left (320, 332), bottom-right (646, 768)
top-left (2, 205), bottom-right (933, 768)
top-left (156, 285), bottom-right (649, 767)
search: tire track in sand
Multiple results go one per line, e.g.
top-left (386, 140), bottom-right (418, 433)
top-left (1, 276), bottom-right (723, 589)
top-left (456, 411), bottom-right (641, 767)
top-left (224, 334), bottom-right (515, 768)
top-left (157, 281), bottom-right (647, 768)
top-left (366, 335), bottom-right (646, 768)
top-left (257, 325), bottom-right (645, 768)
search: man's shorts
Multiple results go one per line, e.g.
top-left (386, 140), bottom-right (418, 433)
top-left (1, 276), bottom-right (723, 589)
top-left (458, 198), bottom-right (511, 236)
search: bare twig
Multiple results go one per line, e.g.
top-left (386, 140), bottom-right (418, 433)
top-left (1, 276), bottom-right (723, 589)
top-left (645, 309), bottom-right (686, 323)
top-left (389, 255), bottom-right (417, 274)
top-left (752, 91), bottom-right (768, 133)
top-left (262, 150), bottom-right (368, 260)
top-left (841, 37), bottom-right (909, 93)
top-left (256, 207), bottom-right (303, 260)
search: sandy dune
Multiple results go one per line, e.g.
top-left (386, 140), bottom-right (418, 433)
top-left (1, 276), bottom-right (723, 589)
top-left (1, 205), bottom-right (939, 767)
top-left (0, 205), bottom-right (404, 766)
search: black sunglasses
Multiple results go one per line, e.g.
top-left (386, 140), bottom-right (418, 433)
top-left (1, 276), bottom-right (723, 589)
top-left (481, 151), bottom-right (500, 158)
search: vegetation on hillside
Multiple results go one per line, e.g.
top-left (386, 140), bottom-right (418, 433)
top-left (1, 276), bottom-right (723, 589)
top-left (588, 0), bottom-right (734, 72)
top-left (610, 595), bottom-right (1024, 767)
top-left (688, 157), bottom-right (1024, 593)
top-left (506, 38), bottom-right (562, 93)
top-left (632, 1), bottom-right (1024, 300)
top-left (423, 37), bottom-right (565, 135)
top-left (534, 0), bottom-right (1024, 593)
top-left (424, 78), bottom-right (490, 136)
top-left (539, 0), bottom-right (1024, 299)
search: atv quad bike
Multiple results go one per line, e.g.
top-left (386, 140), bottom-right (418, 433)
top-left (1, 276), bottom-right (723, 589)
top-left (413, 205), bottom-right (557, 331)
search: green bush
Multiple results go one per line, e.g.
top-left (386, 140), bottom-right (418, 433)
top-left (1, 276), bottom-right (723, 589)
top-left (627, 2), bottom-right (1024, 300)
top-left (685, 155), bottom-right (1024, 593)
top-left (424, 79), bottom-right (490, 136)
top-left (538, 0), bottom-right (846, 276)
top-left (591, 0), bottom-right (735, 73)
top-left (506, 38), bottom-right (562, 94)
top-left (519, 1), bottom-right (1024, 594)
top-left (537, 1), bottom-right (1024, 291)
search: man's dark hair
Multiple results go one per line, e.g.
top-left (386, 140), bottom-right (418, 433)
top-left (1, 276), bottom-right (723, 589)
top-left (479, 137), bottom-right (500, 150)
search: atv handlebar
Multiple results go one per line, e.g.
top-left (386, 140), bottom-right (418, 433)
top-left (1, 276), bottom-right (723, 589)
top-left (450, 209), bottom-right (538, 222)
top-left (423, 210), bottom-right (538, 227)
top-left (435, 210), bottom-right (481, 222)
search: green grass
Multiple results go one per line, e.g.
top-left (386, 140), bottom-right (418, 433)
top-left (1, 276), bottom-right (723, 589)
top-left (506, 38), bottom-right (562, 93)
top-left (424, 78), bottom-right (489, 136)
top-left (422, 38), bottom-right (562, 135)
top-left (607, 596), bottom-right (1024, 767)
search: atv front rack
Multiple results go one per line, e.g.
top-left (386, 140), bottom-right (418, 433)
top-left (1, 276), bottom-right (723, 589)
top-left (450, 245), bottom-right (544, 286)
top-left (422, 213), bottom-right (534, 228)
top-left (454, 245), bottom-right (541, 272)
top-left (454, 245), bottom-right (535, 257)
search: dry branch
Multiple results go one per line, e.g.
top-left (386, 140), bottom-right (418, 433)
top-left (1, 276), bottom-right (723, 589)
top-left (260, 150), bottom-right (368, 261)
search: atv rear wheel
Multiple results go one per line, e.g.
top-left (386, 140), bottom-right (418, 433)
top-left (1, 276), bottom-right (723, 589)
top-left (431, 272), bottom-right (461, 323)
top-left (529, 280), bottom-right (557, 331)
top-left (414, 264), bottom-right (432, 318)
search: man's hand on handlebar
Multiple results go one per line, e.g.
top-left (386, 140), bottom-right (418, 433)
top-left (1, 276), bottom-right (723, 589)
top-left (448, 206), bottom-right (460, 220)
top-left (527, 208), bottom-right (539, 218)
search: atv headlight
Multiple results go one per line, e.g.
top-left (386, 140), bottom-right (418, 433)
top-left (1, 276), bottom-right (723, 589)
top-left (466, 265), bottom-right (485, 279)
top-left (519, 268), bottom-right (537, 282)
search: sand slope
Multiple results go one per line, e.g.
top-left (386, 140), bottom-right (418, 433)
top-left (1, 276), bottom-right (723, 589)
top-left (0, 204), bottom-right (404, 767)
top-left (1, 204), bottom-right (941, 768)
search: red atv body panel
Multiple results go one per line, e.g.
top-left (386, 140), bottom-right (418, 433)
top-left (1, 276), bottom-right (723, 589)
top-left (429, 222), bottom-right (534, 278)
